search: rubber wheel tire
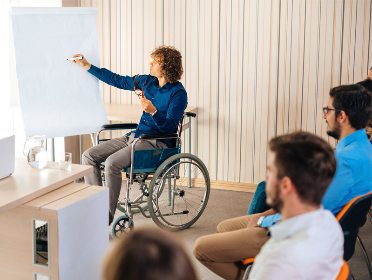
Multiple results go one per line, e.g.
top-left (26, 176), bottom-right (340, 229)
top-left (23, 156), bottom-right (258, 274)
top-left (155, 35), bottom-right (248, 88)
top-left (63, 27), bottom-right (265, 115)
top-left (110, 215), bottom-right (133, 239)
top-left (147, 153), bottom-right (210, 231)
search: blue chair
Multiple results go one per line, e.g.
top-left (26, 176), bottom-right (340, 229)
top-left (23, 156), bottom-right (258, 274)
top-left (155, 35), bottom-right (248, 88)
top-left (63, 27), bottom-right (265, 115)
top-left (96, 112), bottom-right (210, 238)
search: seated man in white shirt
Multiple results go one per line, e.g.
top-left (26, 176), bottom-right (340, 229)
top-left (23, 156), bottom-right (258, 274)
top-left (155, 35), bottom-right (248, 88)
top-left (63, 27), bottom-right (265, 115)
top-left (248, 132), bottom-right (344, 280)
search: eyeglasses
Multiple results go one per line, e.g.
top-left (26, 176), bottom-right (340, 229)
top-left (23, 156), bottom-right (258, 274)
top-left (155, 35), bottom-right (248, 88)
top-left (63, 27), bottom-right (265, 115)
top-left (323, 107), bottom-right (341, 115)
top-left (133, 75), bottom-right (146, 99)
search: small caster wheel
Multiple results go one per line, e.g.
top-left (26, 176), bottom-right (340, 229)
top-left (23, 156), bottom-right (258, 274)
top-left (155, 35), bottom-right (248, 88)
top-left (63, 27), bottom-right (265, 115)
top-left (111, 215), bottom-right (133, 239)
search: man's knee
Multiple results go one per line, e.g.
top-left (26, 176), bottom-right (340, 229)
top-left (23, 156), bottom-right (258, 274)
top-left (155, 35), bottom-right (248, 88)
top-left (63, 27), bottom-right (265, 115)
top-left (82, 148), bottom-right (94, 165)
top-left (193, 236), bottom-right (210, 262)
top-left (105, 154), bottom-right (130, 175)
top-left (217, 220), bottom-right (229, 233)
top-left (105, 156), bottom-right (119, 174)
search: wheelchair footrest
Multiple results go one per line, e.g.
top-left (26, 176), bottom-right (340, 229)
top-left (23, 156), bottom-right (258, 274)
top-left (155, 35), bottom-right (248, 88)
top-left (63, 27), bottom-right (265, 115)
top-left (158, 210), bottom-right (189, 217)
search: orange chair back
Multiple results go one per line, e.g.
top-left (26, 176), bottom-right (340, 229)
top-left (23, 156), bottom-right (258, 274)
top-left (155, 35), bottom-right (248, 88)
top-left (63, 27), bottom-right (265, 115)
top-left (336, 191), bottom-right (372, 221)
top-left (242, 257), bottom-right (255, 265)
top-left (336, 260), bottom-right (349, 280)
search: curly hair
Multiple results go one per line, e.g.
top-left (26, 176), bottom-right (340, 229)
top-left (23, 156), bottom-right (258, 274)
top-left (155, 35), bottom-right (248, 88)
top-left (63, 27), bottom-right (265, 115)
top-left (151, 46), bottom-right (183, 83)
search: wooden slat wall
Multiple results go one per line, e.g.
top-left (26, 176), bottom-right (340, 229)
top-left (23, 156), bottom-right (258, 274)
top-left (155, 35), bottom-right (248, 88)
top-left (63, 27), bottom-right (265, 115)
top-left (80, 0), bottom-right (372, 184)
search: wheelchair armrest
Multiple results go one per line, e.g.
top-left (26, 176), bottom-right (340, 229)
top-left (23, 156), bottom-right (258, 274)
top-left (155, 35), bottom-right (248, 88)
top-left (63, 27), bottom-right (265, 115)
top-left (101, 123), bottom-right (138, 130)
top-left (139, 133), bottom-right (179, 140)
top-left (185, 112), bottom-right (196, 118)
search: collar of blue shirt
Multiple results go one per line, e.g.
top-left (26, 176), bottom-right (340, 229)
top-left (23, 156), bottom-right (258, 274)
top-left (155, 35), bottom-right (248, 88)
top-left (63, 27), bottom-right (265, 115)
top-left (153, 78), bottom-right (176, 90)
top-left (336, 128), bottom-right (367, 151)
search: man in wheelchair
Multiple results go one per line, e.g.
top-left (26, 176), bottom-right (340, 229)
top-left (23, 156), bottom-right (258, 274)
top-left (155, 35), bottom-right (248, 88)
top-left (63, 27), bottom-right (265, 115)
top-left (72, 46), bottom-right (187, 225)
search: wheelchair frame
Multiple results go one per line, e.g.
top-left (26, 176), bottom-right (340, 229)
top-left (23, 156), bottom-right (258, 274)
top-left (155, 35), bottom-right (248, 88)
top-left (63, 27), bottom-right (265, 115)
top-left (96, 112), bottom-right (210, 238)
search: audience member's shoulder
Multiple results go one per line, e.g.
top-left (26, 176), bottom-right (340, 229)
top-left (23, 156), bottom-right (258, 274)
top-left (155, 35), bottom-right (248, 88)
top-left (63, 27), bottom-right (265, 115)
top-left (338, 133), bottom-right (372, 163)
top-left (290, 210), bottom-right (342, 259)
top-left (312, 209), bottom-right (343, 235)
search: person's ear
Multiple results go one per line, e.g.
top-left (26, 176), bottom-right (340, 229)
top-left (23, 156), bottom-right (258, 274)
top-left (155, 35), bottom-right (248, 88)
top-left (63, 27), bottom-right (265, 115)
top-left (280, 176), bottom-right (294, 195)
top-left (337, 110), bottom-right (349, 125)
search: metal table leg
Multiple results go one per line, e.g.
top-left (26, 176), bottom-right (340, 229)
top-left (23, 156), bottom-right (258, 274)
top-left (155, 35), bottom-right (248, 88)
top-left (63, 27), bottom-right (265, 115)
top-left (79, 135), bottom-right (82, 164)
top-left (188, 116), bottom-right (191, 188)
top-left (90, 133), bottom-right (96, 147)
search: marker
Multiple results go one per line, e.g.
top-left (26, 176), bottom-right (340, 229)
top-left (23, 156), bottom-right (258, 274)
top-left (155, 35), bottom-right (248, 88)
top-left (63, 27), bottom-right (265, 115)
top-left (67, 56), bottom-right (83, 60)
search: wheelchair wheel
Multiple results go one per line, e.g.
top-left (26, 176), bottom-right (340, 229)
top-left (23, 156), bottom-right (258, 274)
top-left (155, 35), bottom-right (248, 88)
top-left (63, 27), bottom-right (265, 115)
top-left (111, 215), bottom-right (133, 239)
top-left (147, 153), bottom-right (210, 231)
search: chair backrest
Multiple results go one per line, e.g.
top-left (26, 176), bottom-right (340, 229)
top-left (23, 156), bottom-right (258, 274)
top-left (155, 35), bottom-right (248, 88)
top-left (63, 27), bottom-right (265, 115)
top-left (336, 260), bottom-right (350, 280)
top-left (336, 191), bottom-right (372, 261)
top-left (171, 113), bottom-right (187, 148)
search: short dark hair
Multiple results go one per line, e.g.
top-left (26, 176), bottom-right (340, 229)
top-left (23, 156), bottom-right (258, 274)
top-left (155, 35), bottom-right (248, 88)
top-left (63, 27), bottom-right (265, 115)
top-left (329, 84), bottom-right (372, 130)
top-left (103, 228), bottom-right (197, 280)
top-left (357, 78), bottom-right (372, 94)
top-left (151, 46), bottom-right (183, 83)
top-left (269, 132), bottom-right (336, 206)
top-left (357, 79), bottom-right (372, 143)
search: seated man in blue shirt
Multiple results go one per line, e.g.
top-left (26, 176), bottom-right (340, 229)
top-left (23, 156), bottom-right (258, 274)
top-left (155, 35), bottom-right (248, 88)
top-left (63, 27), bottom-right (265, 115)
top-left (193, 83), bottom-right (372, 280)
top-left (72, 47), bottom-right (187, 225)
top-left (254, 83), bottom-right (372, 228)
top-left (247, 74), bottom-right (372, 228)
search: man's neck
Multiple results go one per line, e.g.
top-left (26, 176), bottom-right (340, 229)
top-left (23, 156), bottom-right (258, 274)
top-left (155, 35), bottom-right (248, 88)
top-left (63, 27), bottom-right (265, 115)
top-left (339, 126), bottom-right (357, 141)
top-left (281, 201), bottom-right (320, 221)
top-left (158, 77), bottom-right (167, 88)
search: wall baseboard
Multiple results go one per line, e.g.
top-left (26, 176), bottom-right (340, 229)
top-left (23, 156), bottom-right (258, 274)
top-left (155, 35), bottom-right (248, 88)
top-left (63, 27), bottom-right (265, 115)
top-left (193, 178), bottom-right (257, 193)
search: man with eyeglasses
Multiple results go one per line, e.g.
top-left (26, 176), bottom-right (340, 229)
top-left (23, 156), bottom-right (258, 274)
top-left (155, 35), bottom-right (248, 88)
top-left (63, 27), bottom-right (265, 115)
top-left (249, 83), bottom-right (372, 226)
top-left (71, 46), bottom-right (187, 225)
top-left (193, 83), bottom-right (372, 280)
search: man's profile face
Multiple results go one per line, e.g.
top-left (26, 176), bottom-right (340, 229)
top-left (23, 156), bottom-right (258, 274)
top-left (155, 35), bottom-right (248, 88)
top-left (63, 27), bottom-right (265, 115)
top-left (324, 97), bottom-right (341, 140)
top-left (265, 153), bottom-right (283, 213)
top-left (149, 56), bottom-right (163, 78)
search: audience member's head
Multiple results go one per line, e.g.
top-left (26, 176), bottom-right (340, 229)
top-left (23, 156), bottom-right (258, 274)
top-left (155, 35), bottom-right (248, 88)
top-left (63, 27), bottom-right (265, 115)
top-left (103, 228), bottom-right (197, 280)
top-left (356, 74), bottom-right (372, 143)
top-left (265, 132), bottom-right (336, 213)
top-left (324, 84), bottom-right (372, 140)
top-left (357, 77), bottom-right (372, 94)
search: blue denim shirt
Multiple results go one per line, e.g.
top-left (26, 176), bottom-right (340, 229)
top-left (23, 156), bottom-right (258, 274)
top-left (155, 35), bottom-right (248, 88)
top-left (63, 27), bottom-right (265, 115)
top-left (262, 129), bottom-right (372, 227)
top-left (88, 65), bottom-right (188, 147)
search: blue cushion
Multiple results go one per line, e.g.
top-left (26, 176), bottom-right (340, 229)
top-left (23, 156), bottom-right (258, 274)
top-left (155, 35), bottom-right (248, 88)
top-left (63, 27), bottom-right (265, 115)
top-left (100, 147), bottom-right (180, 174)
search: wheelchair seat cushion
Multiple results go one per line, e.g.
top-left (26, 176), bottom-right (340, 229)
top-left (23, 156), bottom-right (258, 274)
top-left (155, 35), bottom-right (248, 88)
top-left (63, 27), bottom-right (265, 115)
top-left (99, 147), bottom-right (181, 174)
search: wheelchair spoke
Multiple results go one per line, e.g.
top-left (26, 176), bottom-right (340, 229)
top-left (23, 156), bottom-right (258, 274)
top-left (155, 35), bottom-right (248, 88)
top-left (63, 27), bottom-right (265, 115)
top-left (182, 190), bottom-right (206, 199)
top-left (183, 198), bottom-right (200, 213)
top-left (148, 153), bottom-right (210, 230)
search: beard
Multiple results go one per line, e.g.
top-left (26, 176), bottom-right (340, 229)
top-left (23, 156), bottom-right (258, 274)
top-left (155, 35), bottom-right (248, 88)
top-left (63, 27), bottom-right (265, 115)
top-left (326, 120), bottom-right (341, 140)
top-left (266, 183), bottom-right (283, 213)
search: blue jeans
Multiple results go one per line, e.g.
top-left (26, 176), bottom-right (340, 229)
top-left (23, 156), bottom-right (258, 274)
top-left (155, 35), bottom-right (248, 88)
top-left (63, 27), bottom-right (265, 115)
top-left (247, 181), bottom-right (270, 215)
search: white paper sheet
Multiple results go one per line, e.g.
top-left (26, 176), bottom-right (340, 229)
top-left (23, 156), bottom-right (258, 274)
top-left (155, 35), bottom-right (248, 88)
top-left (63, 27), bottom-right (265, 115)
top-left (11, 7), bottom-right (108, 138)
top-left (57, 188), bottom-right (109, 280)
top-left (0, 135), bottom-right (15, 180)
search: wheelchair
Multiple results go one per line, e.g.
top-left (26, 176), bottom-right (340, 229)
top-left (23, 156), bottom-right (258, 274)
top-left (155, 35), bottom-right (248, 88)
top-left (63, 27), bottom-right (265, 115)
top-left (96, 112), bottom-right (210, 238)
